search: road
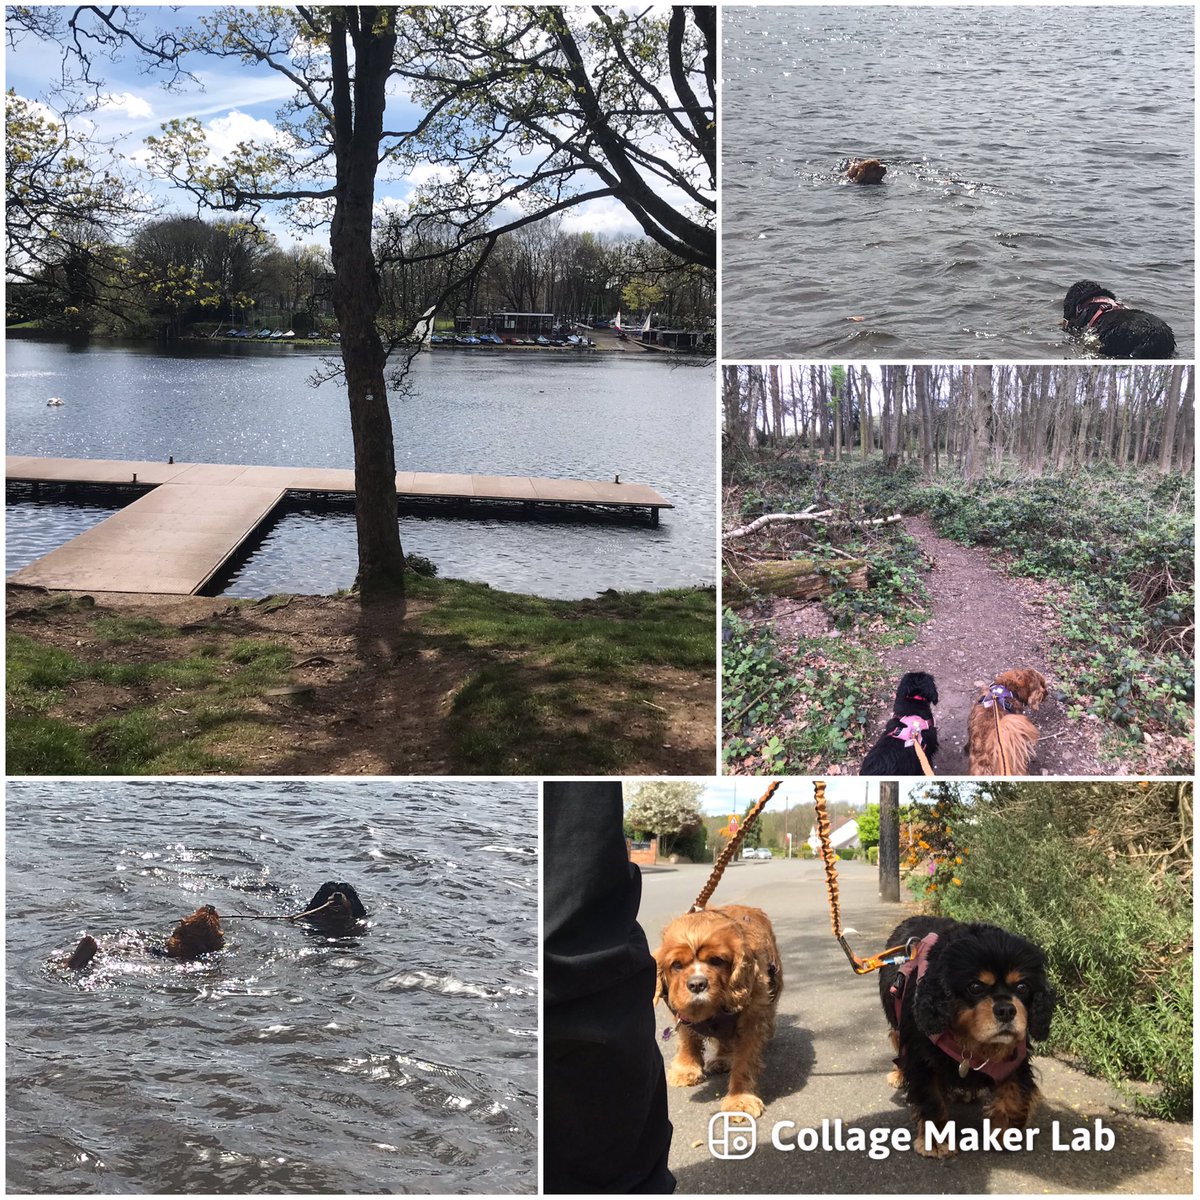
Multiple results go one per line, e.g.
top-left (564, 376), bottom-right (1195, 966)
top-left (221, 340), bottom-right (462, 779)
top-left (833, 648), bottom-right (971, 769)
top-left (639, 859), bottom-right (1192, 1194)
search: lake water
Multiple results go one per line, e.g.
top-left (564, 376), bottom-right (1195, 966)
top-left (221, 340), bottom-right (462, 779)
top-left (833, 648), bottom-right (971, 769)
top-left (5, 778), bottom-right (538, 1194)
top-left (722, 5), bottom-right (1195, 359)
top-left (5, 339), bottom-right (715, 598)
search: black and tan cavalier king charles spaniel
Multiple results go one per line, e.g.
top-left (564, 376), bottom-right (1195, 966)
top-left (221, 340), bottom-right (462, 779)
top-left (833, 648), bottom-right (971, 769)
top-left (860, 671), bottom-right (939, 775)
top-left (879, 915), bottom-right (1057, 1157)
top-left (1063, 280), bottom-right (1175, 359)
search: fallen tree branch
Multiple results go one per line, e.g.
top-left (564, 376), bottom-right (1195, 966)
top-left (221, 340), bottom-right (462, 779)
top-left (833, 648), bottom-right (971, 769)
top-left (724, 510), bottom-right (904, 540)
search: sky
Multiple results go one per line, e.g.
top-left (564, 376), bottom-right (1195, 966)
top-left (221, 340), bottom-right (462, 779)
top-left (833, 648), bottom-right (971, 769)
top-left (4, 4), bottom-right (663, 250)
top-left (621, 778), bottom-right (939, 816)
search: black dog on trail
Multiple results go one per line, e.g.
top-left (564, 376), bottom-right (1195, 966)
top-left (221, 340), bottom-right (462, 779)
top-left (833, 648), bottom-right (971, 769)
top-left (1062, 280), bottom-right (1175, 359)
top-left (860, 671), bottom-right (939, 775)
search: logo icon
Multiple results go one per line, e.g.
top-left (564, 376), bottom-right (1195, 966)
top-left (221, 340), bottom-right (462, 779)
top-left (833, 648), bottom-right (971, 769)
top-left (708, 1111), bottom-right (757, 1160)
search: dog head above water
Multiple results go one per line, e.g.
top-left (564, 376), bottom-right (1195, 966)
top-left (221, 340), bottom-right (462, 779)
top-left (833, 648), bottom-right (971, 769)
top-left (301, 881), bottom-right (368, 933)
top-left (1062, 279), bottom-right (1175, 359)
top-left (164, 905), bottom-right (225, 959)
top-left (846, 158), bottom-right (887, 184)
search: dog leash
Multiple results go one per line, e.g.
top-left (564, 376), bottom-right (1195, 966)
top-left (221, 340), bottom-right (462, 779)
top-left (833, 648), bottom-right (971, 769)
top-left (689, 779), bottom-right (781, 912)
top-left (814, 780), bottom-right (914, 975)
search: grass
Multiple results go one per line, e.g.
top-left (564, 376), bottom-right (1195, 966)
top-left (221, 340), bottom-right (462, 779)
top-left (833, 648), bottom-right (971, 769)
top-left (6, 579), bottom-right (716, 775)
top-left (6, 630), bottom-right (290, 774)
top-left (409, 577), bottom-right (715, 772)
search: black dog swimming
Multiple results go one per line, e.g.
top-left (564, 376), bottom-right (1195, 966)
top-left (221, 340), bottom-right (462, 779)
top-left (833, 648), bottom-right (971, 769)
top-left (301, 881), bottom-right (368, 933)
top-left (1062, 280), bottom-right (1175, 359)
top-left (860, 671), bottom-right (939, 775)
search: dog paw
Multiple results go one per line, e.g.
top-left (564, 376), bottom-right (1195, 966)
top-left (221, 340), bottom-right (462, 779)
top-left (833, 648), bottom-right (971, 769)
top-left (707, 1056), bottom-right (731, 1075)
top-left (667, 1062), bottom-right (705, 1088)
top-left (915, 1140), bottom-right (956, 1159)
top-left (886, 1067), bottom-right (904, 1090)
top-left (722, 1093), bottom-right (765, 1118)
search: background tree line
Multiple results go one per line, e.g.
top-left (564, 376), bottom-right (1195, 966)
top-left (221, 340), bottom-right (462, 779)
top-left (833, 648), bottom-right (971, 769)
top-left (8, 209), bottom-right (713, 340)
top-left (724, 364), bottom-right (1194, 477)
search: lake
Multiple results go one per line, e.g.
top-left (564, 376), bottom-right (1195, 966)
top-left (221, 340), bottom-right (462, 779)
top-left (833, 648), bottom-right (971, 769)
top-left (722, 5), bottom-right (1195, 359)
top-left (5, 778), bottom-right (538, 1194)
top-left (5, 338), bottom-right (715, 599)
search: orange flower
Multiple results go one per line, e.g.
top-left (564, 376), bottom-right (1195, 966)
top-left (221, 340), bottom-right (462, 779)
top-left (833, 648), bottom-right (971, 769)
top-left (952, 877), bottom-right (962, 886)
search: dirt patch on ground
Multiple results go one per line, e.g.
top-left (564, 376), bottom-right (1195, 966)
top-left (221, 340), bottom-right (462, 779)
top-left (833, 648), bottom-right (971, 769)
top-left (7, 585), bottom-right (716, 775)
top-left (851, 515), bottom-right (1117, 775)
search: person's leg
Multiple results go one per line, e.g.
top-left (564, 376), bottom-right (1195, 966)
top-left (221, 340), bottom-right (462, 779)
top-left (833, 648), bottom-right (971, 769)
top-left (544, 781), bottom-right (675, 1194)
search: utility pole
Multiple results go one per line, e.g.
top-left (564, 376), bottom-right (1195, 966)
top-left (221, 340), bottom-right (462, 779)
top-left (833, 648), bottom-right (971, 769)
top-left (879, 781), bottom-right (901, 902)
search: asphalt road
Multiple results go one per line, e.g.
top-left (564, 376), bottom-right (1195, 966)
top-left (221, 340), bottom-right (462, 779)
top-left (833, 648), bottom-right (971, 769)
top-left (639, 859), bottom-right (1192, 1194)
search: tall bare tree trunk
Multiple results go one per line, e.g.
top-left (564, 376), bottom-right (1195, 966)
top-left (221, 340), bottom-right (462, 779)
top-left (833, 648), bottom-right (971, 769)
top-left (329, 8), bottom-right (405, 596)
top-left (1158, 364), bottom-right (1183, 473)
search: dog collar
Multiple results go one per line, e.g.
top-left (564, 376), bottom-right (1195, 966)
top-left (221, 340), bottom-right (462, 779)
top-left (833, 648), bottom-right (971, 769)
top-left (888, 714), bottom-right (930, 746)
top-left (889, 932), bottom-right (1029, 1082)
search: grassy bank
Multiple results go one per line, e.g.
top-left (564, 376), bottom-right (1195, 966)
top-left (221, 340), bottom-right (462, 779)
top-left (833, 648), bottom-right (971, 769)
top-left (7, 580), bottom-right (715, 775)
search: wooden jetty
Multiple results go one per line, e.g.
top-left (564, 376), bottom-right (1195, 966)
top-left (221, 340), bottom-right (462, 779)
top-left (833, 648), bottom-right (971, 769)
top-left (6, 455), bottom-right (673, 596)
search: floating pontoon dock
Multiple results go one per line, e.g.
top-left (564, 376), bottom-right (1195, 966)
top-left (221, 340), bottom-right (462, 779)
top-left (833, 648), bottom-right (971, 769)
top-left (6, 456), bottom-right (672, 596)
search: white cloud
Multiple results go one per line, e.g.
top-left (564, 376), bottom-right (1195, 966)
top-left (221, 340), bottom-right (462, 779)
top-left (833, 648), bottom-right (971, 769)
top-left (98, 91), bottom-right (153, 120)
top-left (560, 196), bottom-right (642, 239)
top-left (204, 110), bottom-right (291, 164)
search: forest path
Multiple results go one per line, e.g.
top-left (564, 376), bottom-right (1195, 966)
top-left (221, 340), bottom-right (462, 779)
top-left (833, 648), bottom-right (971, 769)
top-left (854, 515), bottom-right (1106, 776)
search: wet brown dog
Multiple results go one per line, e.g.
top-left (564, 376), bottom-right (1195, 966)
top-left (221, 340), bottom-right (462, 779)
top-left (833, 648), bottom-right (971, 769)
top-left (846, 158), bottom-right (887, 184)
top-left (654, 905), bottom-right (782, 1117)
top-left (66, 905), bottom-right (225, 969)
top-left (966, 669), bottom-right (1048, 776)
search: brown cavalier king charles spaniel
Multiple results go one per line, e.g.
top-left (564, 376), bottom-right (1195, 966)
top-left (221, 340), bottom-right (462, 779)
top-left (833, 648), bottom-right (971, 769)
top-left (65, 905), bottom-right (224, 969)
top-left (845, 157), bottom-right (887, 184)
top-left (966, 668), bottom-right (1048, 776)
top-left (653, 904), bottom-right (782, 1117)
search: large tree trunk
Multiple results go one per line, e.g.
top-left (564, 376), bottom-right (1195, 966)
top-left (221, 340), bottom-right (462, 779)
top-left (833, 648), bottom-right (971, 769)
top-left (329, 8), bottom-right (405, 596)
top-left (1158, 364), bottom-right (1183, 473)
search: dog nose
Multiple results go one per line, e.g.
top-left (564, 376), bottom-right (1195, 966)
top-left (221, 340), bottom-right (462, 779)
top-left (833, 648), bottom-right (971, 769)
top-left (993, 999), bottom-right (1017, 1023)
top-left (687, 977), bottom-right (708, 995)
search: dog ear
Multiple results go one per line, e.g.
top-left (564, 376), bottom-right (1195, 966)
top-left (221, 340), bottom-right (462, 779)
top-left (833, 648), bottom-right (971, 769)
top-left (651, 942), bottom-right (670, 1006)
top-left (1028, 979), bottom-right (1057, 1042)
top-left (913, 969), bottom-right (955, 1037)
top-left (725, 932), bottom-right (757, 1011)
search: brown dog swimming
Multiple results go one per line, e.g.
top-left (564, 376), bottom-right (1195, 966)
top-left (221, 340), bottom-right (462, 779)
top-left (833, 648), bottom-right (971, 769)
top-left (65, 905), bottom-right (224, 969)
top-left (845, 158), bottom-right (887, 184)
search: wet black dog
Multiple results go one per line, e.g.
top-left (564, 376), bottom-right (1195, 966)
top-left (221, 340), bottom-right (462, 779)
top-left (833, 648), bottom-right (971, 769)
top-left (1062, 280), bottom-right (1175, 359)
top-left (301, 881), bottom-right (367, 933)
top-left (860, 671), bottom-right (939, 775)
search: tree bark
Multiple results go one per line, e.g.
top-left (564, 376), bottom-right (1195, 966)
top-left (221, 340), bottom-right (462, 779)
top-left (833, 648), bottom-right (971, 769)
top-left (329, 8), bottom-right (405, 596)
top-left (878, 781), bottom-right (900, 903)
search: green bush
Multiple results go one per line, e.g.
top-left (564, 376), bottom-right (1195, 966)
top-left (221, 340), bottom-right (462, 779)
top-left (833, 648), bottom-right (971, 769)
top-left (927, 786), bottom-right (1192, 1120)
top-left (867, 845), bottom-right (879, 865)
top-left (798, 843), bottom-right (814, 859)
top-left (674, 822), bottom-right (709, 863)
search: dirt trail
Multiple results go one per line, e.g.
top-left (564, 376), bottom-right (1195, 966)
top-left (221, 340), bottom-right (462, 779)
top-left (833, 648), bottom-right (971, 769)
top-left (856, 515), bottom-right (1108, 775)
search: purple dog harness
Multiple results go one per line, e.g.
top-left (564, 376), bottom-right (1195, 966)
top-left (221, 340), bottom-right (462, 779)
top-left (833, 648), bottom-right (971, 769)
top-left (976, 684), bottom-right (1016, 713)
top-left (888, 932), bottom-right (1028, 1082)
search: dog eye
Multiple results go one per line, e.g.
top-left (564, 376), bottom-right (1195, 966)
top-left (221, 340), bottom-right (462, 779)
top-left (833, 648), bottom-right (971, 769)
top-left (1014, 982), bottom-right (1030, 996)
top-left (670, 961), bottom-right (684, 972)
top-left (968, 981), bottom-right (987, 997)
top-left (706, 956), bottom-right (727, 969)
